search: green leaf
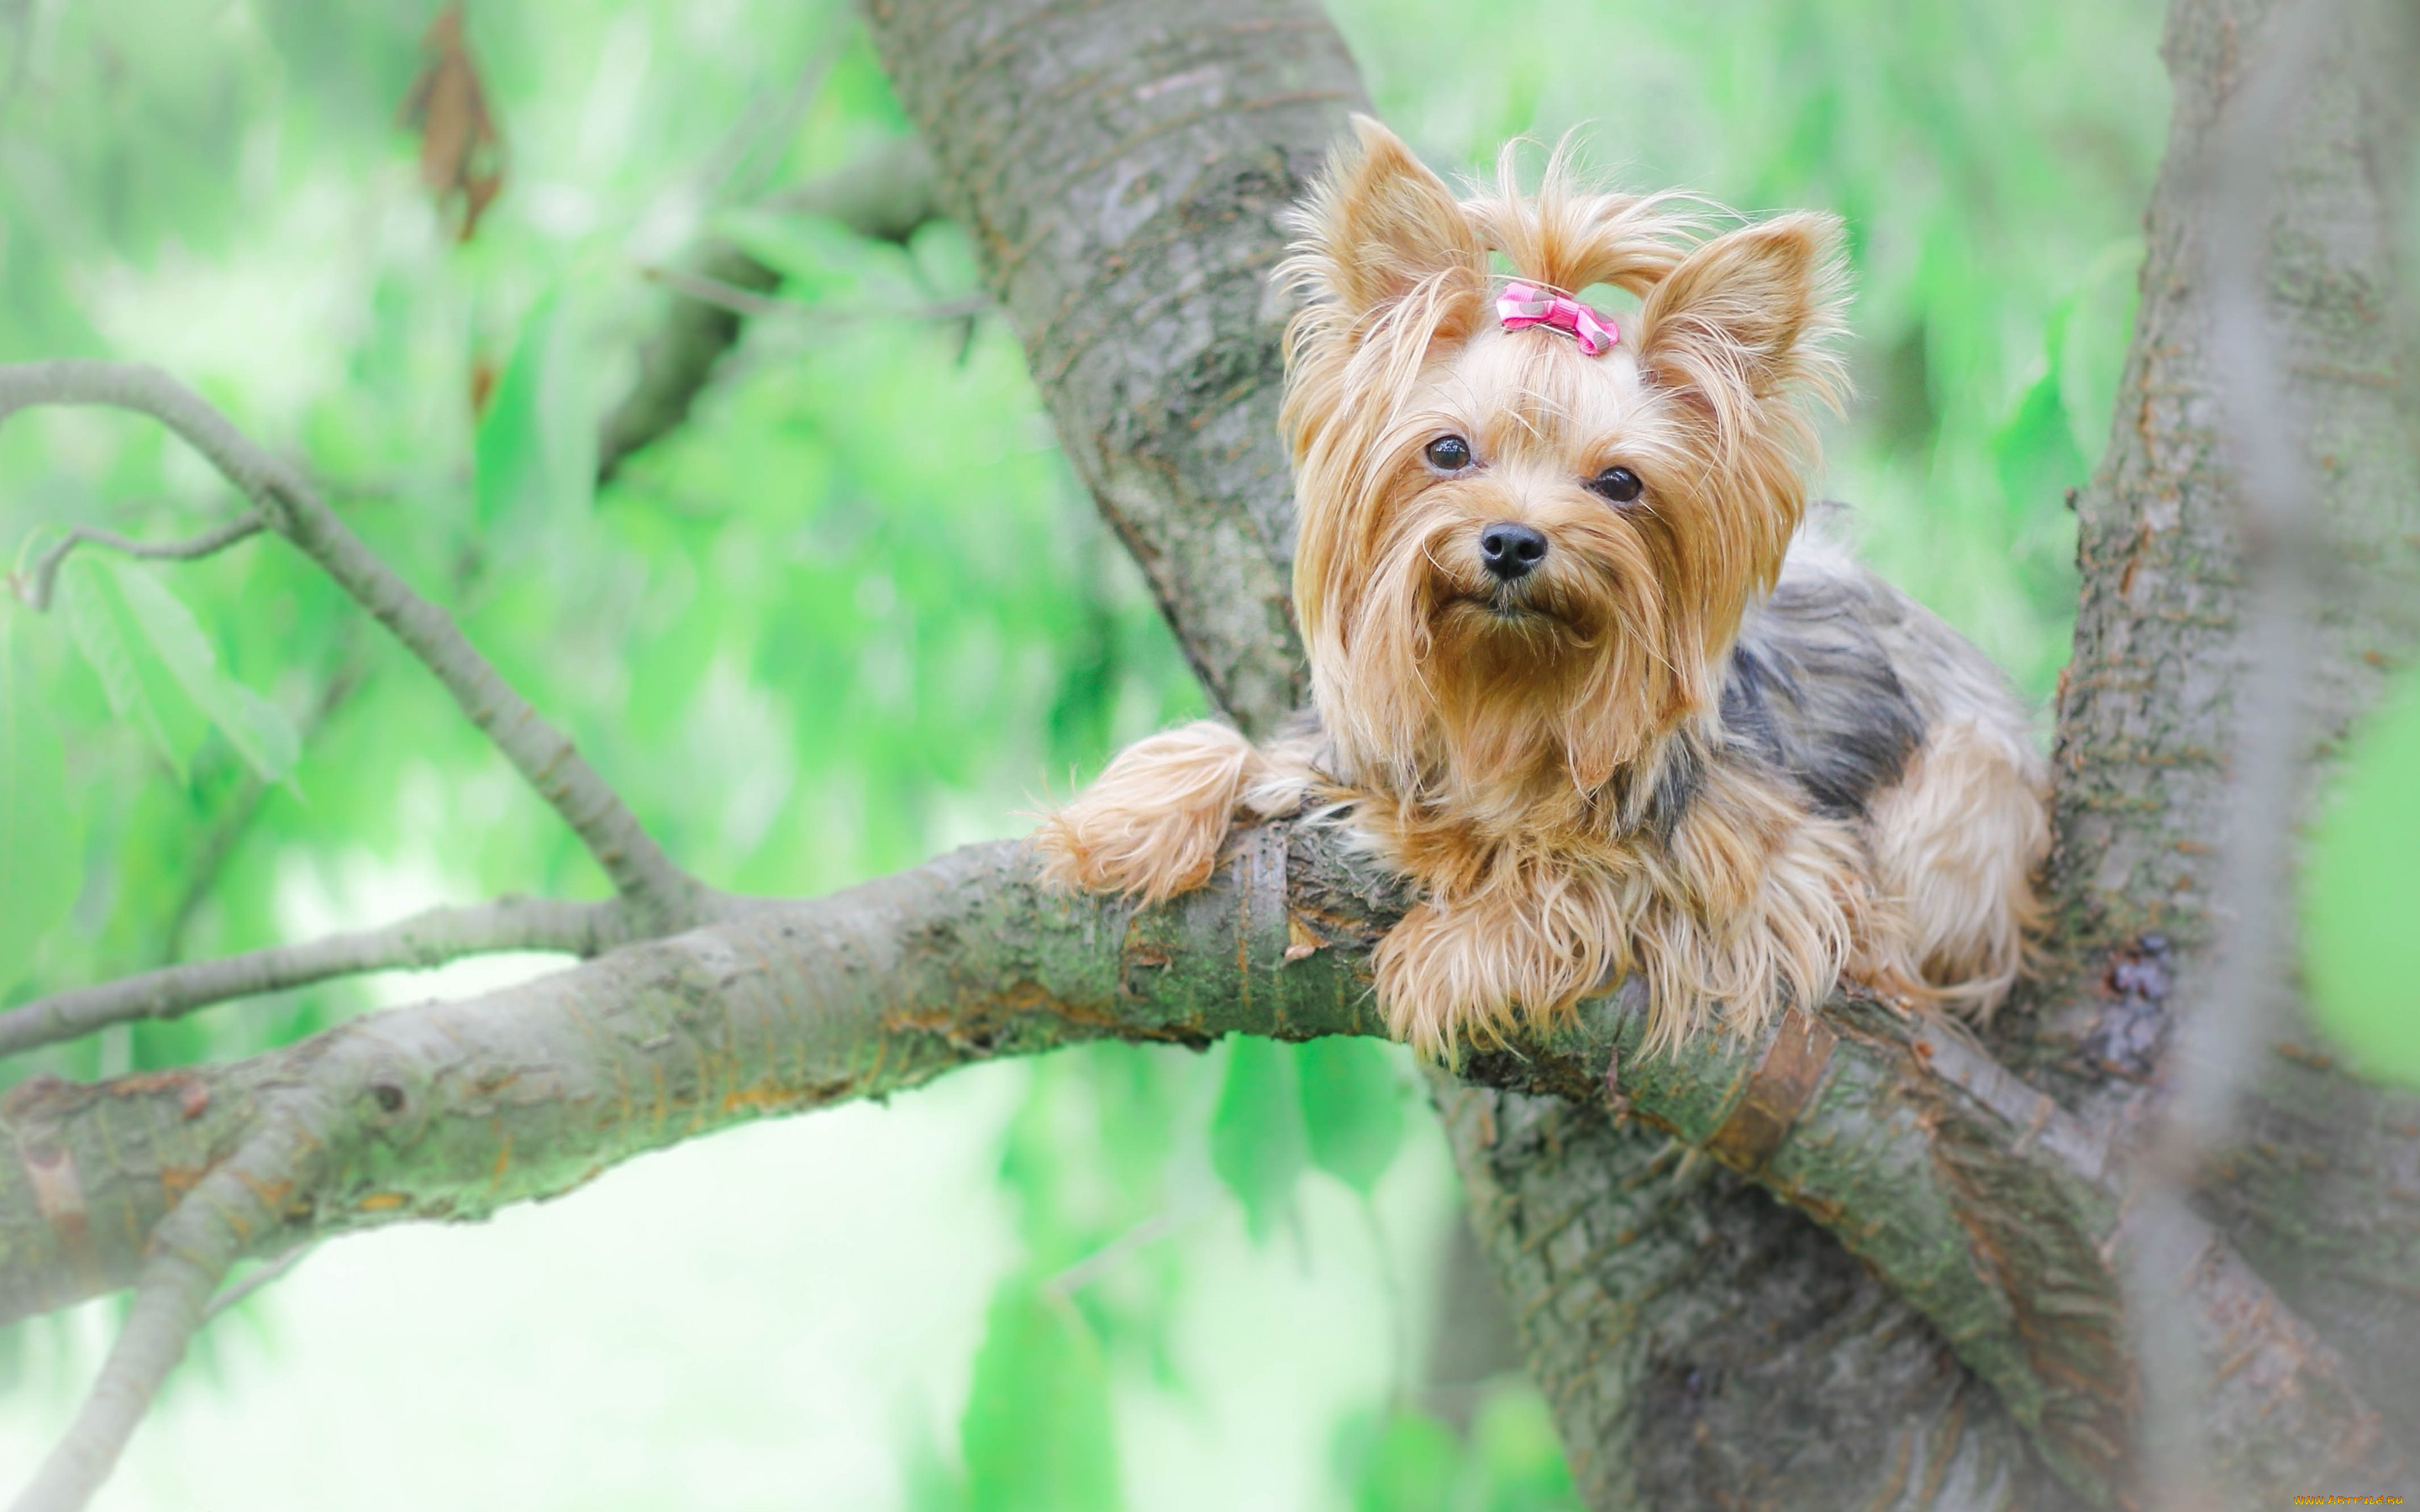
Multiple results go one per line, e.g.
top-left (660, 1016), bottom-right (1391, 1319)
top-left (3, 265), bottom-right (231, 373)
top-left (1467, 1384), bottom-right (1582, 1512)
top-left (0, 614), bottom-right (82, 996)
top-left (899, 1404), bottom-right (971, 1512)
top-left (961, 1276), bottom-right (1121, 1512)
top-left (1209, 1036), bottom-right (1306, 1244)
top-left (56, 556), bottom-right (193, 781)
top-left (1297, 1037), bottom-right (1407, 1197)
top-left (106, 563), bottom-right (299, 785)
top-left (474, 286), bottom-right (597, 538)
top-left (1991, 323), bottom-right (2088, 526)
top-left (2304, 663), bottom-right (2420, 1085)
top-left (1331, 1407), bottom-right (1462, 1512)
top-left (2057, 239), bottom-right (2145, 468)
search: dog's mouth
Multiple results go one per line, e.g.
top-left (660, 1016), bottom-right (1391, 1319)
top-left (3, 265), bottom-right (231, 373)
top-left (1444, 587), bottom-right (1580, 633)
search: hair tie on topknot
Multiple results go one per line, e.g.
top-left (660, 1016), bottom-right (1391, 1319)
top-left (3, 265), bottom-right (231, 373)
top-left (1495, 281), bottom-right (1620, 357)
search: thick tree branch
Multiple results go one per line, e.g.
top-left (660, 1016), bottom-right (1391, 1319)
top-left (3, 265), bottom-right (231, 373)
top-left (0, 896), bottom-right (638, 1061)
top-left (597, 137), bottom-right (941, 481)
top-left (0, 828), bottom-right (2398, 1508)
top-left (0, 361), bottom-right (719, 929)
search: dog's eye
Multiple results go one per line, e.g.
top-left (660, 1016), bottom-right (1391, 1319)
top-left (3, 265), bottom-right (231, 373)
top-left (1423, 435), bottom-right (1474, 472)
top-left (1587, 465), bottom-right (1644, 505)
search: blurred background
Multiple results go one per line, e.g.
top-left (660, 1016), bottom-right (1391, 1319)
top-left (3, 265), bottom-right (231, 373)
top-left (0, 0), bottom-right (2176, 1507)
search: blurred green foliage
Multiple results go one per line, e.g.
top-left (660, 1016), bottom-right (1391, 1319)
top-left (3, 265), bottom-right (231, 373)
top-left (1333, 1388), bottom-right (1582, 1512)
top-left (2303, 664), bottom-right (2420, 1088)
top-left (0, 0), bottom-right (2183, 1504)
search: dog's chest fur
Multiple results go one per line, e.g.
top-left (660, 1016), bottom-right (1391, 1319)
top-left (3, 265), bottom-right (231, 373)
top-left (1299, 544), bottom-right (1934, 900)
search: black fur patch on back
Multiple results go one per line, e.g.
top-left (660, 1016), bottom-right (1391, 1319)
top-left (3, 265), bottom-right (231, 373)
top-left (1630, 735), bottom-right (1703, 846)
top-left (1720, 575), bottom-right (1926, 818)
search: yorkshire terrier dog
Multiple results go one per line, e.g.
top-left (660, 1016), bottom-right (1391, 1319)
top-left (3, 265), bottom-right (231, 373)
top-left (1035, 118), bottom-right (2048, 1059)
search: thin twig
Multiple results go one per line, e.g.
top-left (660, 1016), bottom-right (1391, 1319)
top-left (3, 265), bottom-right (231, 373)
top-left (13, 513), bottom-right (266, 611)
top-left (637, 265), bottom-right (987, 327)
top-left (162, 633), bottom-right (373, 959)
top-left (11, 1110), bottom-right (322, 1512)
top-left (0, 361), bottom-right (722, 929)
top-left (597, 138), bottom-right (939, 480)
top-left (1043, 1196), bottom-right (1214, 1298)
top-left (0, 895), bottom-right (634, 1060)
top-left (692, 10), bottom-right (852, 202)
top-left (201, 1245), bottom-right (316, 1325)
top-left (2127, 1), bottom-right (2348, 1504)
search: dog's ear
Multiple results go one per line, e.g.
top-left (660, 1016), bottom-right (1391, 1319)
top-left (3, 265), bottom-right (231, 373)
top-left (1635, 213), bottom-right (1847, 413)
top-left (1289, 116), bottom-right (1485, 324)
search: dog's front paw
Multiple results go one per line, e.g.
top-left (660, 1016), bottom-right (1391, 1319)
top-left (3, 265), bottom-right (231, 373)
top-left (1031, 722), bottom-right (1260, 904)
top-left (1374, 896), bottom-right (1612, 1061)
top-left (1032, 793), bottom-right (1234, 904)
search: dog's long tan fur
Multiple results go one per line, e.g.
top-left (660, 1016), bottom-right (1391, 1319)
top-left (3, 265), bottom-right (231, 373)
top-left (1034, 118), bottom-right (2048, 1060)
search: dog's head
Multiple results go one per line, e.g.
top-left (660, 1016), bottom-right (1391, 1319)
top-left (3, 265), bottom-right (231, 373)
top-left (1280, 118), bottom-right (1845, 808)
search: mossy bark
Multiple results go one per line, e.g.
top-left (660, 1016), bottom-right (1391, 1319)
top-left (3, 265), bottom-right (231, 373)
top-left (9, 820), bottom-right (2389, 1504)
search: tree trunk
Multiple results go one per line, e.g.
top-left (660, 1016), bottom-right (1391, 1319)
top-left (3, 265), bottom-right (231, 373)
top-left (2018, 0), bottom-right (2420, 1452)
top-left (1439, 1083), bottom-right (2067, 1509)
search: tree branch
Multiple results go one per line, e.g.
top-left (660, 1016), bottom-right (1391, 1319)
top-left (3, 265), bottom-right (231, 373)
top-left (635, 266), bottom-right (985, 327)
top-left (0, 896), bottom-right (638, 1061)
top-left (0, 360), bottom-right (720, 930)
top-left (10, 513), bottom-right (266, 612)
top-left (0, 827), bottom-right (2399, 1508)
top-left (200, 1242), bottom-right (314, 1325)
top-left (597, 137), bottom-right (941, 481)
top-left (9, 1100), bottom-right (328, 1512)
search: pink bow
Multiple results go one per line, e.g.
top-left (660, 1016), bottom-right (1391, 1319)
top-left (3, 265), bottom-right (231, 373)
top-left (1496, 281), bottom-right (1620, 357)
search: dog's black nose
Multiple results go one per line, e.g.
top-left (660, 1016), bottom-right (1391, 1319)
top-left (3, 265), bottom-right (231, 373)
top-left (1478, 522), bottom-right (1549, 581)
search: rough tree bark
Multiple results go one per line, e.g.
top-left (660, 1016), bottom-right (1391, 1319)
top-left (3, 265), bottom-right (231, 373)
top-left (2, 0), bottom-right (2414, 1507)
